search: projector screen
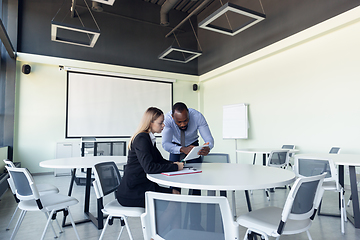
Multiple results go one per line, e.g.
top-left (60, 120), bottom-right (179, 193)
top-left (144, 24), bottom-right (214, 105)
top-left (66, 71), bottom-right (173, 138)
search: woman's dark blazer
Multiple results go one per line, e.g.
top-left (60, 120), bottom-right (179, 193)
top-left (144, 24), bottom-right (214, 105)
top-left (116, 132), bottom-right (178, 201)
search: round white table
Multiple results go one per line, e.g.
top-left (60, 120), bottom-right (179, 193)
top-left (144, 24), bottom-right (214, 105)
top-left (39, 155), bottom-right (127, 169)
top-left (148, 163), bottom-right (295, 222)
top-left (236, 148), bottom-right (299, 165)
top-left (295, 153), bottom-right (360, 229)
top-left (148, 163), bottom-right (295, 191)
top-left (40, 156), bottom-right (127, 229)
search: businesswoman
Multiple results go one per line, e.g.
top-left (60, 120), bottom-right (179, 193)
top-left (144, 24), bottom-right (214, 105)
top-left (116, 107), bottom-right (184, 208)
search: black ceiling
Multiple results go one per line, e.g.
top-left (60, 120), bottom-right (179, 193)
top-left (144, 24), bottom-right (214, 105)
top-left (143, 0), bottom-right (215, 14)
top-left (18, 0), bottom-right (360, 76)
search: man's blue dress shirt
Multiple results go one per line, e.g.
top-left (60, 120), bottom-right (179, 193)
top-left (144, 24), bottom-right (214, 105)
top-left (162, 108), bottom-right (214, 154)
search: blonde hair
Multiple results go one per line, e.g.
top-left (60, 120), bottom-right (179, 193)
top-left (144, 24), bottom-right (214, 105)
top-left (129, 107), bottom-right (163, 149)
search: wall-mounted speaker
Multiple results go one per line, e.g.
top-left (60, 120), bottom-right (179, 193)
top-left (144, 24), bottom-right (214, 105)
top-left (193, 84), bottom-right (198, 91)
top-left (22, 64), bottom-right (31, 74)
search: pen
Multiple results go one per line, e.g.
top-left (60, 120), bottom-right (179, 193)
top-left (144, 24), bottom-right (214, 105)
top-left (183, 167), bottom-right (197, 171)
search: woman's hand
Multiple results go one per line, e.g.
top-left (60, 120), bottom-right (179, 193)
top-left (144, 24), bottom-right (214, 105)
top-left (174, 161), bottom-right (184, 171)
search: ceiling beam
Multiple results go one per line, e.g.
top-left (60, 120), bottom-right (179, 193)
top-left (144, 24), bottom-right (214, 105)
top-left (165, 0), bottom-right (211, 37)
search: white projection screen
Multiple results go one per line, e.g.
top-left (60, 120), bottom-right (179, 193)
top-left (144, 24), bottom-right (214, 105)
top-left (66, 71), bottom-right (173, 138)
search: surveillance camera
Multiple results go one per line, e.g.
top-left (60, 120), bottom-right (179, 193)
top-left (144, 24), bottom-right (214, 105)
top-left (59, 65), bottom-right (64, 71)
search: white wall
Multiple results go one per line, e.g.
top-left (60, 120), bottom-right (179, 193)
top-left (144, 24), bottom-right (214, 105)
top-left (14, 55), bottom-right (199, 173)
top-left (199, 7), bottom-right (360, 165)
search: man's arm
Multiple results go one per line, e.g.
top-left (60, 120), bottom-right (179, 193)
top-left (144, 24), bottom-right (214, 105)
top-left (161, 115), bottom-right (182, 154)
top-left (197, 113), bottom-right (214, 150)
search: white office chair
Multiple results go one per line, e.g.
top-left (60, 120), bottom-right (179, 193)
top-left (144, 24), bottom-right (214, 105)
top-left (281, 145), bottom-right (296, 166)
top-left (6, 166), bottom-right (80, 240)
top-left (263, 150), bottom-right (290, 200)
top-left (92, 161), bottom-right (144, 240)
top-left (141, 191), bottom-right (240, 240)
top-left (293, 156), bottom-right (347, 234)
top-left (201, 154), bottom-right (230, 197)
top-left (237, 173), bottom-right (326, 240)
top-left (3, 159), bottom-right (60, 233)
top-left (329, 147), bottom-right (341, 154)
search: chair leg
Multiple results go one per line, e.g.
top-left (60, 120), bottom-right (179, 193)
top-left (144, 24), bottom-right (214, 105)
top-left (231, 190), bottom-right (236, 219)
top-left (10, 210), bottom-right (26, 240)
top-left (306, 230), bottom-right (313, 240)
top-left (67, 208), bottom-right (81, 240)
top-left (340, 190), bottom-right (345, 234)
top-left (99, 215), bottom-right (111, 240)
top-left (41, 210), bottom-right (55, 240)
top-left (6, 206), bottom-right (19, 230)
top-left (342, 189), bottom-right (347, 222)
top-left (265, 189), bottom-right (270, 201)
top-left (54, 218), bottom-right (64, 234)
top-left (116, 223), bottom-right (125, 240)
top-left (44, 212), bottom-right (59, 238)
top-left (347, 194), bottom-right (352, 207)
top-left (123, 216), bottom-right (134, 240)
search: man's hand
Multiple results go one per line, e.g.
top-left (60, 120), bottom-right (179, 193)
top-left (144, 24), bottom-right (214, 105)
top-left (180, 145), bottom-right (195, 155)
top-left (198, 142), bottom-right (210, 156)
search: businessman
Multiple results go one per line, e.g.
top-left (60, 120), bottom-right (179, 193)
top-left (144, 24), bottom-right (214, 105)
top-left (162, 102), bottom-right (214, 230)
top-left (162, 102), bottom-right (214, 162)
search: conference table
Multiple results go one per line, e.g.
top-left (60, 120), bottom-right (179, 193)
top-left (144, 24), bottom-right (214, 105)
top-left (295, 153), bottom-right (360, 229)
top-left (236, 148), bottom-right (299, 165)
top-left (147, 163), bottom-right (296, 221)
top-left (40, 156), bottom-right (127, 229)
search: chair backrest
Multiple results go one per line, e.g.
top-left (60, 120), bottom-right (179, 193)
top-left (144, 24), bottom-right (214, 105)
top-left (282, 145), bottom-right (295, 157)
top-left (282, 145), bottom-right (295, 150)
top-left (4, 160), bottom-right (21, 202)
top-left (277, 173), bottom-right (326, 235)
top-left (202, 153), bottom-right (230, 163)
top-left (267, 150), bottom-right (290, 168)
top-left (92, 161), bottom-right (121, 199)
top-left (4, 159), bottom-right (15, 168)
top-left (329, 147), bottom-right (341, 154)
top-left (141, 192), bottom-right (239, 240)
top-left (293, 156), bottom-right (338, 185)
top-left (5, 166), bottom-right (42, 204)
top-left (94, 142), bottom-right (126, 156)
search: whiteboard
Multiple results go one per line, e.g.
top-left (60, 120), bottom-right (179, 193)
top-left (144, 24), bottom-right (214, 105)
top-left (222, 104), bottom-right (248, 139)
top-left (66, 71), bottom-right (172, 138)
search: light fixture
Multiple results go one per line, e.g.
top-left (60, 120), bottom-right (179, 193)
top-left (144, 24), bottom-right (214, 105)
top-left (51, 0), bottom-right (101, 48)
top-left (158, 46), bottom-right (202, 64)
top-left (159, 19), bottom-right (202, 64)
top-left (199, 2), bottom-right (266, 36)
top-left (92, 0), bottom-right (115, 6)
top-left (51, 21), bottom-right (100, 48)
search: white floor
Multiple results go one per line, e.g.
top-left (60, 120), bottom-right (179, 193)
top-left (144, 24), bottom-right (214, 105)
top-left (1, 173), bottom-right (360, 240)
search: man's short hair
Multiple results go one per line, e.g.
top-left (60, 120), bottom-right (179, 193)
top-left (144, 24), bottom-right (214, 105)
top-left (172, 102), bottom-right (188, 115)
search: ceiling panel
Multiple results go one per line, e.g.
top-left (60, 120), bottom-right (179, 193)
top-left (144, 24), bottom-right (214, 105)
top-left (144, 0), bottom-right (215, 14)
